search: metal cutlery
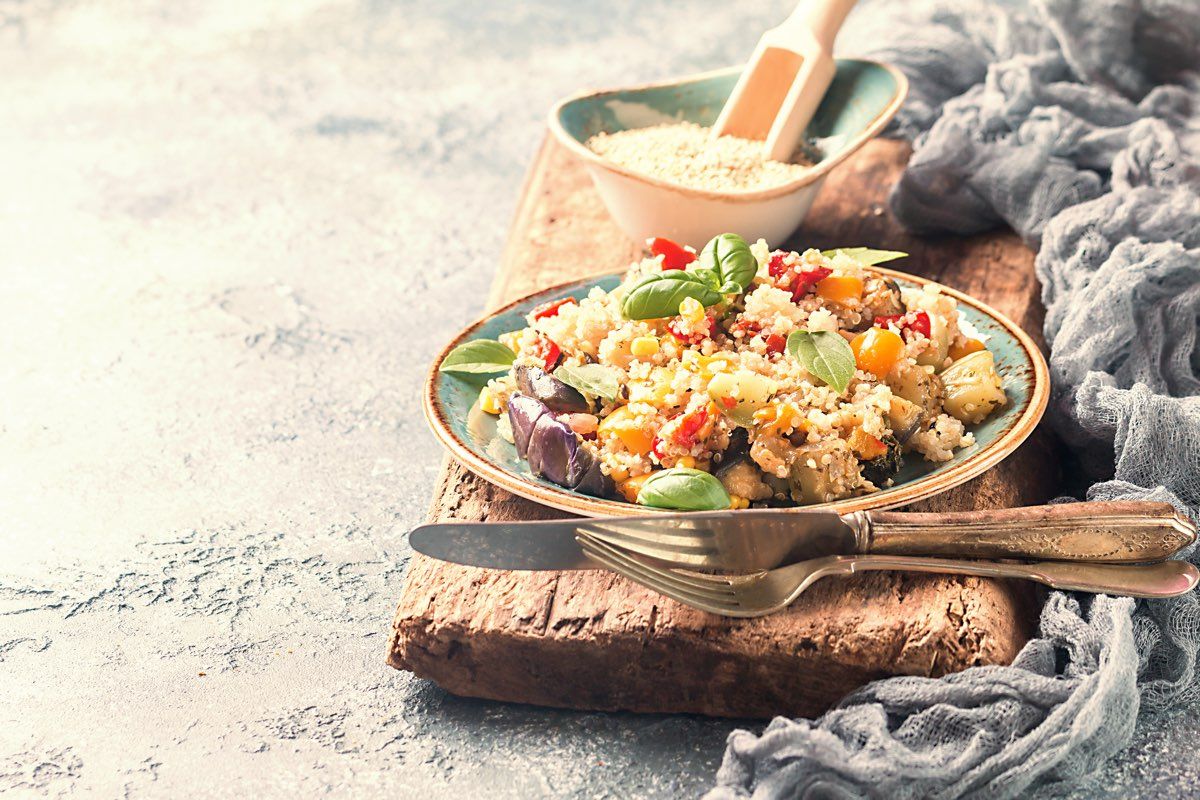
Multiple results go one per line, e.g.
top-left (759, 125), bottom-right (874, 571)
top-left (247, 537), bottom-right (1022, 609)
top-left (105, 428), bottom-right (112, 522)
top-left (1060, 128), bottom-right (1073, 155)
top-left (409, 502), bottom-right (1196, 573)
top-left (585, 501), bottom-right (1196, 570)
top-left (576, 533), bottom-right (1200, 618)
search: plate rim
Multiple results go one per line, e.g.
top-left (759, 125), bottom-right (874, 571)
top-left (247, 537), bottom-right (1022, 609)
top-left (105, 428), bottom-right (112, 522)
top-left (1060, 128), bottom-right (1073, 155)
top-left (424, 266), bottom-right (1051, 518)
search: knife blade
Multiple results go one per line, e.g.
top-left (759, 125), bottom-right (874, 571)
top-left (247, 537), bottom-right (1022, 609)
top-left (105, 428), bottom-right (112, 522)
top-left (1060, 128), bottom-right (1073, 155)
top-left (407, 509), bottom-right (864, 571)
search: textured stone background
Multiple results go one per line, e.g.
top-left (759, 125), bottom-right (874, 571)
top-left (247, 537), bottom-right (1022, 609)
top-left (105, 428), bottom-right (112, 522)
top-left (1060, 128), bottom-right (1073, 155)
top-left (1, 0), bottom-right (1196, 797)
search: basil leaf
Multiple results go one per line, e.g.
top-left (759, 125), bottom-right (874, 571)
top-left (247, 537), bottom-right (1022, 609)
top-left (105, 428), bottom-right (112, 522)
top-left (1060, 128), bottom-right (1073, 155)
top-left (439, 338), bottom-right (517, 374)
top-left (553, 363), bottom-right (621, 403)
top-left (636, 467), bottom-right (731, 511)
top-left (690, 267), bottom-right (721, 289)
top-left (820, 247), bottom-right (908, 267)
top-left (787, 330), bottom-right (856, 394)
top-left (696, 233), bottom-right (757, 293)
top-left (621, 272), bottom-right (723, 320)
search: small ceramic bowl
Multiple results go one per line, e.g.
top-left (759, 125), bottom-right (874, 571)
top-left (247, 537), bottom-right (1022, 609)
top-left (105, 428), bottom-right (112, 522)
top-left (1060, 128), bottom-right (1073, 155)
top-left (549, 60), bottom-right (907, 248)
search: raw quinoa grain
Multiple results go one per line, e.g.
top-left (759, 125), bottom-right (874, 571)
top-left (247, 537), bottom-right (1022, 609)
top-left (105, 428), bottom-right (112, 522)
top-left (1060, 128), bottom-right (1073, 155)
top-left (587, 122), bottom-right (813, 192)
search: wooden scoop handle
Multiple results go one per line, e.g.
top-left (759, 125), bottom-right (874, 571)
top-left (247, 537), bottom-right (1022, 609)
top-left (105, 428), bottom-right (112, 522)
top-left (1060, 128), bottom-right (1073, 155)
top-left (779, 0), bottom-right (857, 50)
top-left (861, 501), bottom-right (1196, 563)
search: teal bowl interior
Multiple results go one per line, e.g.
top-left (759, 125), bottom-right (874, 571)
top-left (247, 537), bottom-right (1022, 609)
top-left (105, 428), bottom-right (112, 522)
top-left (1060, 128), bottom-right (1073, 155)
top-left (555, 60), bottom-right (903, 168)
top-left (433, 272), bottom-right (1040, 514)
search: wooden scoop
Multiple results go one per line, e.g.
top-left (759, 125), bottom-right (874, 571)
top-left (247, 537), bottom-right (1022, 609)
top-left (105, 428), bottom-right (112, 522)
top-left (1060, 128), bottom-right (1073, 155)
top-left (711, 0), bottom-right (858, 161)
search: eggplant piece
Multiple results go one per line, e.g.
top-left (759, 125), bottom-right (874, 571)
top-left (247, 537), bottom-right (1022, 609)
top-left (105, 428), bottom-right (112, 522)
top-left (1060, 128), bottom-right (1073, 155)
top-left (525, 412), bottom-right (614, 498)
top-left (886, 395), bottom-right (924, 444)
top-left (714, 428), bottom-right (750, 470)
top-left (787, 439), bottom-right (859, 505)
top-left (526, 414), bottom-right (575, 484)
top-left (514, 365), bottom-right (590, 413)
top-left (507, 393), bottom-right (550, 458)
top-left (861, 435), bottom-right (903, 486)
top-left (714, 429), bottom-right (771, 501)
top-left (571, 450), bottom-right (613, 497)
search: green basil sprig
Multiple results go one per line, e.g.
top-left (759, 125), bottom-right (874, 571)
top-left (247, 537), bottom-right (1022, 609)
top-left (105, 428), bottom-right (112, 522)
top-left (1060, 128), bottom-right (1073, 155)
top-left (439, 338), bottom-right (517, 374)
top-left (787, 330), bottom-right (856, 394)
top-left (696, 233), bottom-right (758, 294)
top-left (636, 467), bottom-right (732, 511)
top-left (621, 271), bottom-right (723, 320)
top-left (554, 363), bottom-right (621, 404)
top-left (622, 232), bottom-right (761, 320)
top-left (821, 247), bottom-right (908, 267)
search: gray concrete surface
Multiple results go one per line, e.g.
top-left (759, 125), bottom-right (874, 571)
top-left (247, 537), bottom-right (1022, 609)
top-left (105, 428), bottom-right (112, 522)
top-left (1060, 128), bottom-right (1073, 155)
top-left (1, 1), bottom-right (1195, 797)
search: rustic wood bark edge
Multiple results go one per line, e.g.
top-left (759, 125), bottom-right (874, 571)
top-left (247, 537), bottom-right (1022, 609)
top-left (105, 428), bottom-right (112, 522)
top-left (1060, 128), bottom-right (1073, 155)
top-left (388, 138), bottom-right (1056, 719)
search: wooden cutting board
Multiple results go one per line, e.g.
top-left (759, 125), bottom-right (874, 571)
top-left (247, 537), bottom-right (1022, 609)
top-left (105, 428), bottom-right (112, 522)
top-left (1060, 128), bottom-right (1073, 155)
top-left (388, 137), bottom-right (1059, 719)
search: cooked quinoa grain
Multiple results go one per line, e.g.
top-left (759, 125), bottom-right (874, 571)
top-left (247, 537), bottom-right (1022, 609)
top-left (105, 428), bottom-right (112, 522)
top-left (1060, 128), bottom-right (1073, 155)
top-left (467, 235), bottom-right (1007, 509)
top-left (586, 122), bottom-right (813, 192)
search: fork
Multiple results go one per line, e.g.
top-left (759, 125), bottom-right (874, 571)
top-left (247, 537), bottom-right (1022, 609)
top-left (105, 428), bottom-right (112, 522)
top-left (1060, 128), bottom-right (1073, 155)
top-left (581, 502), bottom-right (1197, 571)
top-left (575, 533), bottom-right (1200, 618)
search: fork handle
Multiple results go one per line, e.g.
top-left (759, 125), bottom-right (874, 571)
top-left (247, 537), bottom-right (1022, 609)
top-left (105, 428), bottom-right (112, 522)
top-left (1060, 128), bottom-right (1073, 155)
top-left (843, 554), bottom-right (1198, 598)
top-left (860, 501), bottom-right (1195, 563)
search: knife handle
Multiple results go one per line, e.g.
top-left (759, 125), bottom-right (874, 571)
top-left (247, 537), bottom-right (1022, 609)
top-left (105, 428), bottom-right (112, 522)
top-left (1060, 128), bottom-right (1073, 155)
top-left (860, 501), bottom-right (1196, 563)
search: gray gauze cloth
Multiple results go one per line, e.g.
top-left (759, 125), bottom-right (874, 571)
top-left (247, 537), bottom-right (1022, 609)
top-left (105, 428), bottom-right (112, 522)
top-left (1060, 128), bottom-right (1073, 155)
top-left (708, 1), bottom-right (1200, 797)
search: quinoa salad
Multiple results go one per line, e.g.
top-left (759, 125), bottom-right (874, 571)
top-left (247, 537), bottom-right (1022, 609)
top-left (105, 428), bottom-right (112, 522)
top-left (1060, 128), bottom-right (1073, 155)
top-left (439, 234), bottom-right (1008, 512)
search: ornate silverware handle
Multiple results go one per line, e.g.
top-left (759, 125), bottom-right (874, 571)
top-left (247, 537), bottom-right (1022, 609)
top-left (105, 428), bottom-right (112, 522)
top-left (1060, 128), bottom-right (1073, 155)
top-left (861, 501), bottom-right (1196, 563)
top-left (842, 555), bottom-right (1199, 598)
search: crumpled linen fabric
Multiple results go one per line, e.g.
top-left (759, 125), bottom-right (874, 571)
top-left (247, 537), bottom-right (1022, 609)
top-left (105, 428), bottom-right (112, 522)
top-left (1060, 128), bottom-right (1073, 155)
top-left (708, 1), bottom-right (1200, 797)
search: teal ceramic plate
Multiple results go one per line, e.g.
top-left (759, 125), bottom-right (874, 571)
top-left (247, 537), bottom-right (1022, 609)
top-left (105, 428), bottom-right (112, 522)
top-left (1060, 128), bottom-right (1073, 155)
top-left (425, 269), bottom-right (1049, 518)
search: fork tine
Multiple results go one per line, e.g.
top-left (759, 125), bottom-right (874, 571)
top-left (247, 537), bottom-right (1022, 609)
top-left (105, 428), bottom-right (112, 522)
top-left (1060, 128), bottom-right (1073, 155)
top-left (577, 535), bottom-right (743, 610)
top-left (583, 522), bottom-right (717, 552)
top-left (579, 540), bottom-right (742, 614)
top-left (578, 535), bottom-right (727, 598)
top-left (581, 526), bottom-right (717, 568)
top-left (580, 534), bottom-right (739, 594)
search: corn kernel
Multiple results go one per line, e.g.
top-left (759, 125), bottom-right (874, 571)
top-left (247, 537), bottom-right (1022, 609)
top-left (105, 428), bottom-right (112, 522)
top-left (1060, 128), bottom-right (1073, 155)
top-left (630, 336), bottom-right (660, 357)
top-left (498, 331), bottom-right (522, 356)
top-left (728, 495), bottom-right (750, 510)
top-left (479, 387), bottom-right (502, 415)
top-left (677, 455), bottom-right (696, 469)
top-left (679, 297), bottom-right (704, 323)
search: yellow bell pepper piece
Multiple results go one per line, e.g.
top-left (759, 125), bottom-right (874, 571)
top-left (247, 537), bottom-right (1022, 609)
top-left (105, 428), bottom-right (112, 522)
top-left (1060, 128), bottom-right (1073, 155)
top-left (949, 337), bottom-right (986, 361)
top-left (597, 406), bottom-right (654, 455)
top-left (816, 275), bottom-right (864, 304)
top-left (617, 472), bottom-right (654, 503)
top-left (851, 327), bottom-right (904, 377)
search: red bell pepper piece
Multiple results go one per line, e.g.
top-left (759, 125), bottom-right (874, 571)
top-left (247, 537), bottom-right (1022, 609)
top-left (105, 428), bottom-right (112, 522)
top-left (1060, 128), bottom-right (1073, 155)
top-left (529, 335), bottom-right (562, 371)
top-left (907, 311), bottom-right (932, 338)
top-left (767, 251), bottom-right (790, 279)
top-left (790, 267), bottom-right (832, 302)
top-left (667, 316), bottom-right (713, 345)
top-left (672, 408), bottom-right (709, 448)
top-left (765, 332), bottom-right (788, 354)
top-left (648, 237), bottom-right (698, 270)
top-left (531, 297), bottom-right (577, 320)
top-left (875, 310), bottom-right (931, 339)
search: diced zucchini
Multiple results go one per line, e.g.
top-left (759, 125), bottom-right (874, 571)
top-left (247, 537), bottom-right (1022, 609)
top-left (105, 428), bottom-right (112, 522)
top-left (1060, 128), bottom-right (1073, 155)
top-left (941, 350), bottom-right (1006, 424)
top-left (707, 370), bottom-right (777, 426)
